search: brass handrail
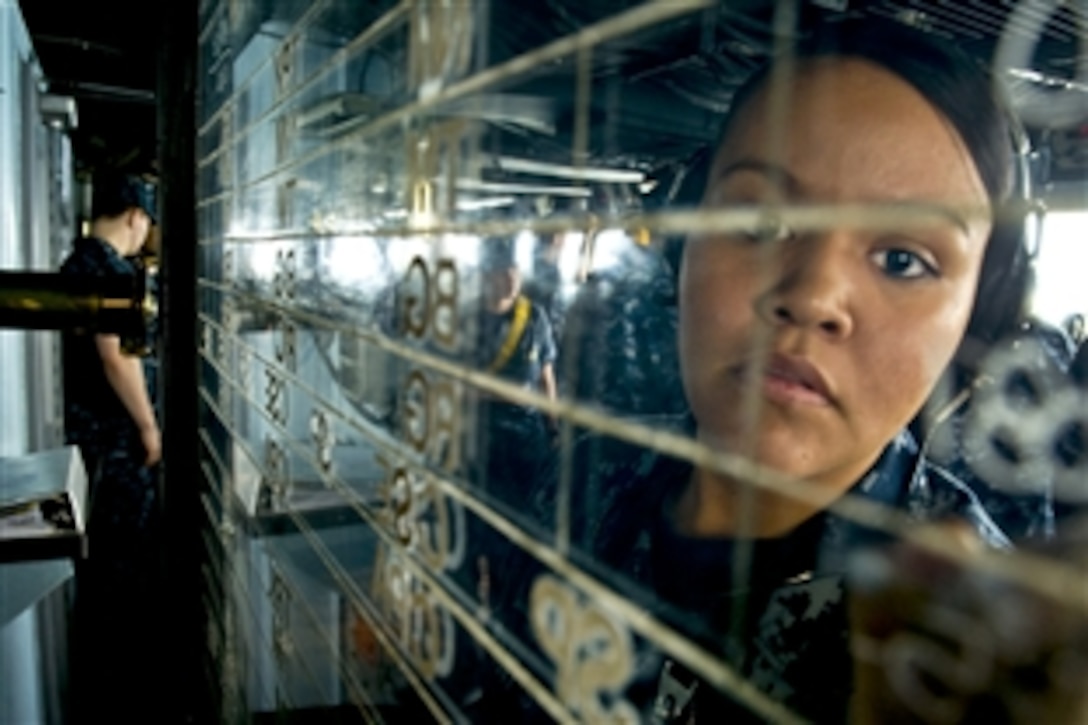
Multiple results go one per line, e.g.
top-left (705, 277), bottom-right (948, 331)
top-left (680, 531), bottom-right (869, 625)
top-left (0, 269), bottom-right (155, 355)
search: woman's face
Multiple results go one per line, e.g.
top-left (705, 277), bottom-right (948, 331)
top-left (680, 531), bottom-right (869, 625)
top-left (679, 58), bottom-right (993, 498)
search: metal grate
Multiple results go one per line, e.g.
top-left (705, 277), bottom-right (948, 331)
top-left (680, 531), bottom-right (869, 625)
top-left (194, 1), bottom-right (1088, 722)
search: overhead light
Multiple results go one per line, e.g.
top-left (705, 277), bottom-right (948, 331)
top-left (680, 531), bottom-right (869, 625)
top-left (456, 196), bottom-right (516, 211)
top-left (496, 156), bottom-right (645, 184)
top-left (380, 196), bottom-right (516, 218)
top-left (454, 178), bottom-right (592, 198)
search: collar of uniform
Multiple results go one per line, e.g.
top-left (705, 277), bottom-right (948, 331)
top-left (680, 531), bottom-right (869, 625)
top-left (75, 235), bottom-right (134, 271)
top-left (816, 430), bottom-right (921, 570)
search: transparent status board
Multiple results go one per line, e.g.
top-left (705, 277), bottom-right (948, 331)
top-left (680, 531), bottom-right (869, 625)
top-left (196, 1), bottom-right (1088, 722)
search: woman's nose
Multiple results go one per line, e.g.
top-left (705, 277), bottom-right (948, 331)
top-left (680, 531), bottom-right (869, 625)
top-left (755, 235), bottom-right (855, 339)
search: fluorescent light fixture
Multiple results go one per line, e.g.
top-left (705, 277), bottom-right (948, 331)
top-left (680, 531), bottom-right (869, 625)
top-left (456, 196), bottom-right (517, 212)
top-left (496, 156), bottom-right (646, 184)
top-left (454, 178), bottom-right (592, 198)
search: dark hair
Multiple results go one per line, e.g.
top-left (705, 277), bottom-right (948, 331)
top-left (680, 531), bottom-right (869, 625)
top-left (670, 17), bottom-right (1030, 350)
top-left (92, 171), bottom-right (159, 224)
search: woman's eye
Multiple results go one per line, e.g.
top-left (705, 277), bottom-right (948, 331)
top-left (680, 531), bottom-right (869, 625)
top-left (873, 248), bottom-right (937, 279)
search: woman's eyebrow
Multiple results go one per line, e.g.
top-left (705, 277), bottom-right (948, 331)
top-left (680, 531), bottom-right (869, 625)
top-left (709, 159), bottom-right (801, 195)
top-left (904, 202), bottom-right (973, 237)
top-left (710, 160), bottom-right (976, 235)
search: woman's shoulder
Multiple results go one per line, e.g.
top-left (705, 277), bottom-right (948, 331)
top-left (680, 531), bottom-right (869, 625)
top-left (831, 429), bottom-right (1014, 548)
top-left (912, 458), bottom-right (1015, 548)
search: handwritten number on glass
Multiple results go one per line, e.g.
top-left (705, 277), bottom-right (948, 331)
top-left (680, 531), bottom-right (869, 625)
top-left (530, 574), bottom-right (639, 723)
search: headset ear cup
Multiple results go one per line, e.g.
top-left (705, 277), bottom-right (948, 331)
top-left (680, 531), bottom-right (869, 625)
top-left (965, 116), bottom-right (1038, 347)
top-left (965, 230), bottom-right (1026, 348)
top-left (919, 220), bottom-right (1031, 454)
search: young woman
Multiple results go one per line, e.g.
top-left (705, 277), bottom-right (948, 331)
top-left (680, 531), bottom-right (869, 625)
top-left (556, 17), bottom-right (1054, 723)
top-left (468, 15), bottom-right (1063, 724)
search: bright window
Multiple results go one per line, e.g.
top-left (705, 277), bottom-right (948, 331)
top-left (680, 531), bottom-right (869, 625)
top-left (1030, 210), bottom-right (1088, 330)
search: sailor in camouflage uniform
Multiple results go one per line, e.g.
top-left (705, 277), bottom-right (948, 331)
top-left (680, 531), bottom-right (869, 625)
top-left (470, 239), bottom-right (558, 511)
top-left (61, 171), bottom-right (162, 721)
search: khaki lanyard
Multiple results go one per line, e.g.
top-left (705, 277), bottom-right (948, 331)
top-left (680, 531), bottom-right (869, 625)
top-left (487, 295), bottom-right (532, 374)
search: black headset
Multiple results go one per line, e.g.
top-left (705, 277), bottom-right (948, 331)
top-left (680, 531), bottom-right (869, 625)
top-left (914, 115), bottom-right (1055, 462)
top-left (958, 116), bottom-right (1041, 356)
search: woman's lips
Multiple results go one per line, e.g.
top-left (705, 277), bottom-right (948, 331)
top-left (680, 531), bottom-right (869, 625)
top-left (740, 353), bottom-right (833, 406)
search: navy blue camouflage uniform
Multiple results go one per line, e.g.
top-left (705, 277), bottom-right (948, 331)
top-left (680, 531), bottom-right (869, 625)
top-left (61, 236), bottom-right (158, 545)
top-left (583, 428), bottom-right (1014, 723)
top-left (469, 423), bottom-right (1025, 723)
top-left (471, 298), bottom-right (557, 509)
top-left (475, 297), bottom-right (557, 392)
top-left (61, 235), bottom-right (161, 720)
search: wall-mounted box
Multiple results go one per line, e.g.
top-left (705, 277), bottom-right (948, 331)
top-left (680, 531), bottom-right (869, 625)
top-left (0, 445), bottom-right (88, 563)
